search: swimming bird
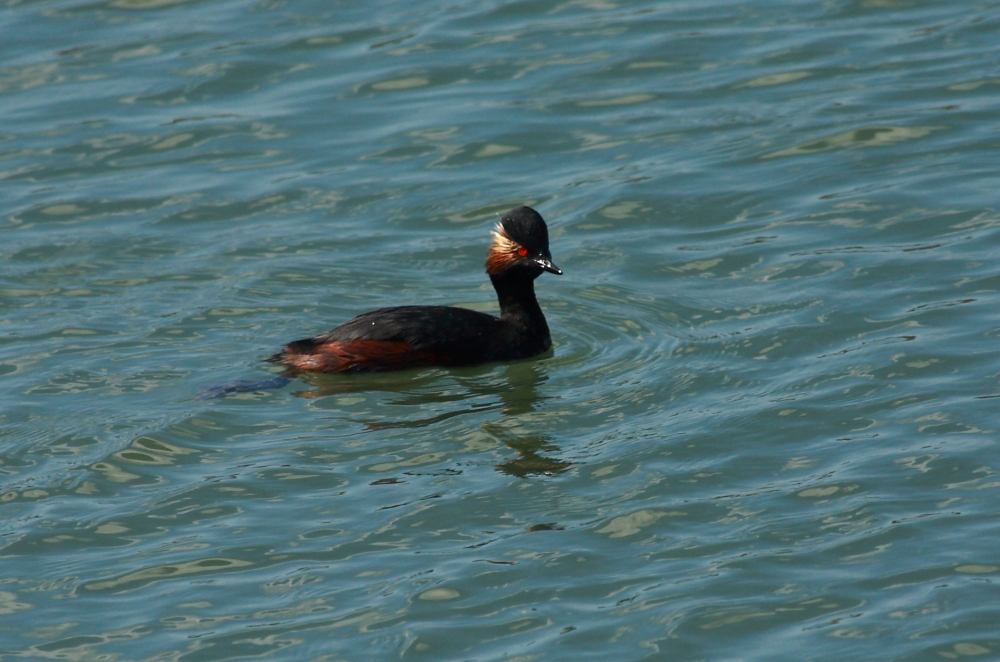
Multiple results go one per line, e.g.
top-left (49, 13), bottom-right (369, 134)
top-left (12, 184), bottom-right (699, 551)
top-left (268, 205), bottom-right (562, 373)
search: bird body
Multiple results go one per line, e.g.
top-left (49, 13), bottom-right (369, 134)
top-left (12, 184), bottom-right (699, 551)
top-left (269, 205), bottom-right (561, 374)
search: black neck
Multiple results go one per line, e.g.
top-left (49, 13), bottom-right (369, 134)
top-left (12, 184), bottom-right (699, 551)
top-left (488, 266), bottom-right (551, 359)
top-left (490, 269), bottom-right (544, 322)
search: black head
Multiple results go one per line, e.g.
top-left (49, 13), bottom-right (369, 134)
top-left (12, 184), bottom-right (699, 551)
top-left (501, 206), bottom-right (550, 254)
top-left (486, 206), bottom-right (562, 277)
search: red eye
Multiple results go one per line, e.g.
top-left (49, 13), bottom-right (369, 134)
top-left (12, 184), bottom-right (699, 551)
top-left (517, 247), bottom-right (529, 257)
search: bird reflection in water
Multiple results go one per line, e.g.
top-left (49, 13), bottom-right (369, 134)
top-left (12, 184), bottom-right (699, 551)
top-left (291, 359), bottom-right (570, 477)
top-left (491, 431), bottom-right (570, 478)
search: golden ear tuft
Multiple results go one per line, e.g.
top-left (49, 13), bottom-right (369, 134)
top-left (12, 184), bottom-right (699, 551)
top-left (485, 223), bottom-right (525, 274)
top-left (491, 223), bottom-right (518, 251)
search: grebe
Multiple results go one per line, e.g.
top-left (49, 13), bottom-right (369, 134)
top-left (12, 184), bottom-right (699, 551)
top-left (268, 205), bottom-right (562, 374)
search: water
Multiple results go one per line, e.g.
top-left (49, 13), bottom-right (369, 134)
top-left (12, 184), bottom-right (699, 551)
top-left (3, 0), bottom-right (1000, 659)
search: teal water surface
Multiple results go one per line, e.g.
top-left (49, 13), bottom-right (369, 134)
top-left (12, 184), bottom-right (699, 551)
top-left (3, 0), bottom-right (1000, 660)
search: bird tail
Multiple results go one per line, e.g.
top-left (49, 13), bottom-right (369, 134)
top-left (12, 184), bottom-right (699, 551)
top-left (266, 338), bottom-right (319, 364)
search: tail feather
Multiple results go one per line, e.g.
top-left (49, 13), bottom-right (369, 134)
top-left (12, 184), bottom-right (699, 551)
top-left (267, 338), bottom-right (319, 364)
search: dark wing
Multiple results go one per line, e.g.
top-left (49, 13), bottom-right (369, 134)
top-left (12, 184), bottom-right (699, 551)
top-left (313, 305), bottom-right (500, 360)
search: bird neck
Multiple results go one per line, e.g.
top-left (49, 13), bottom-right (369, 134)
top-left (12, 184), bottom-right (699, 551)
top-left (490, 270), bottom-right (545, 324)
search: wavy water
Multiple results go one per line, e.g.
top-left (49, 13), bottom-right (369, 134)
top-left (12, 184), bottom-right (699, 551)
top-left (3, 0), bottom-right (1000, 659)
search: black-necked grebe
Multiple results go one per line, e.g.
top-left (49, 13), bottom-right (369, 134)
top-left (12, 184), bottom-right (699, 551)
top-left (268, 205), bottom-right (561, 373)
